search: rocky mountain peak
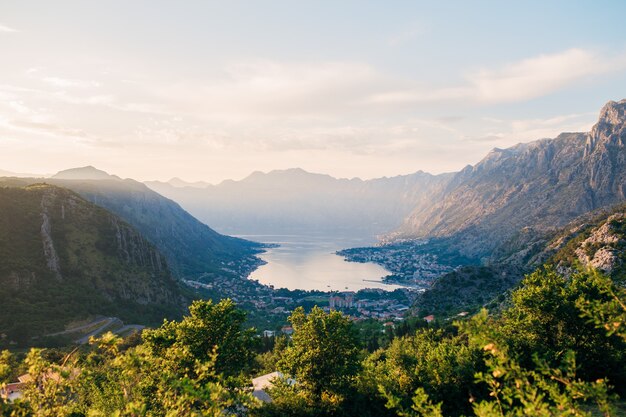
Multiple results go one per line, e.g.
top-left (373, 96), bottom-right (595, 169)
top-left (597, 99), bottom-right (626, 127)
top-left (587, 99), bottom-right (626, 153)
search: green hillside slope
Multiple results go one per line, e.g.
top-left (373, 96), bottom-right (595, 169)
top-left (0, 184), bottom-right (183, 343)
top-left (0, 173), bottom-right (263, 282)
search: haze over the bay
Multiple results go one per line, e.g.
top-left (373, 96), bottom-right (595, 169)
top-left (1, 0), bottom-right (626, 182)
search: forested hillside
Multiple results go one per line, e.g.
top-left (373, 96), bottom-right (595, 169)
top-left (415, 202), bottom-right (626, 319)
top-left (0, 172), bottom-right (263, 281)
top-left (0, 184), bottom-right (183, 343)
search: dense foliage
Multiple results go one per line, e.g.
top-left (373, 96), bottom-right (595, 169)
top-left (2, 267), bottom-right (626, 416)
top-left (415, 266), bottom-right (521, 317)
top-left (0, 299), bottom-right (257, 416)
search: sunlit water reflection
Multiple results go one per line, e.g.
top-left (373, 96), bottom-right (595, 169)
top-left (238, 234), bottom-right (402, 292)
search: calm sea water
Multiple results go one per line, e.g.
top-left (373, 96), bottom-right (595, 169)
top-left (238, 234), bottom-right (401, 292)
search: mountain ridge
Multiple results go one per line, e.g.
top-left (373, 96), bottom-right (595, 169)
top-left (52, 166), bottom-right (122, 181)
top-left (394, 99), bottom-right (626, 260)
top-left (145, 168), bottom-right (453, 236)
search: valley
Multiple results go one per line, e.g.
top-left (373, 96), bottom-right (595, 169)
top-left (4, 4), bottom-right (626, 414)
top-left (3, 99), bottom-right (626, 345)
top-left (2, 100), bottom-right (626, 416)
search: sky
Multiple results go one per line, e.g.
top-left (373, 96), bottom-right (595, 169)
top-left (1, 1), bottom-right (626, 183)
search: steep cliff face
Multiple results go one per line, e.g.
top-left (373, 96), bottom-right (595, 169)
top-left (396, 99), bottom-right (626, 260)
top-left (572, 214), bottom-right (624, 273)
top-left (583, 101), bottom-right (626, 204)
top-left (0, 184), bottom-right (183, 341)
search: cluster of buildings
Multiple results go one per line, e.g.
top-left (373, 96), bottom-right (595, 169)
top-left (327, 291), bottom-right (412, 321)
top-left (181, 255), bottom-right (421, 339)
top-left (338, 243), bottom-right (456, 287)
top-left (182, 279), bottom-right (213, 291)
top-left (329, 292), bottom-right (357, 309)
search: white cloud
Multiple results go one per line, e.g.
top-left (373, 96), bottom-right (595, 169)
top-left (147, 50), bottom-right (614, 115)
top-left (7, 101), bottom-right (31, 114)
top-left (0, 116), bottom-right (94, 143)
top-left (6, 50), bottom-right (621, 130)
top-left (365, 48), bottom-right (626, 105)
top-left (51, 91), bottom-right (115, 105)
top-left (463, 112), bottom-right (598, 147)
top-left (468, 48), bottom-right (626, 103)
top-left (365, 86), bottom-right (471, 105)
top-left (0, 48), bottom-right (621, 181)
top-left (152, 60), bottom-right (386, 121)
top-left (0, 24), bottom-right (17, 33)
top-left (42, 77), bottom-right (100, 88)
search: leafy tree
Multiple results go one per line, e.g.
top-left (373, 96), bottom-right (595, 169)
top-left (382, 387), bottom-right (443, 417)
top-left (0, 350), bottom-right (17, 384)
top-left (75, 332), bottom-right (257, 416)
top-left (5, 267), bottom-right (626, 417)
top-left (499, 267), bottom-right (626, 388)
top-left (260, 306), bottom-right (364, 416)
top-left (143, 299), bottom-right (256, 380)
top-left (278, 306), bottom-right (361, 398)
top-left (366, 329), bottom-right (484, 416)
top-left (2, 300), bottom-right (259, 416)
top-left (461, 311), bottom-right (614, 417)
top-left (578, 268), bottom-right (626, 341)
top-left (255, 335), bottom-right (288, 375)
top-left (3, 348), bottom-right (82, 417)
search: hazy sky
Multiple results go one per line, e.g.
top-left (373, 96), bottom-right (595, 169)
top-left (1, 1), bottom-right (626, 182)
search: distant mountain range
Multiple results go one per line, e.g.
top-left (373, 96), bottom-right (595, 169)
top-left (165, 177), bottom-right (212, 188)
top-left (146, 168), bottom-right (452, 237)
top-left (3, 101), bottom-right (624, 265)
top-left (52, 165), bottom-right (121, 181)
top-left (0, 168), bottom-right (49, 178)
top-left (0, 184), bottom-right (183, 342)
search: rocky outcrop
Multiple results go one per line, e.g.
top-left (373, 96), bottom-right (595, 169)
top-left (40, 189), bottom-right (62, 280)
top-left (395, 99), bottom-right (626, 261)
top-left (572, 213), bottom-right (625, 274)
